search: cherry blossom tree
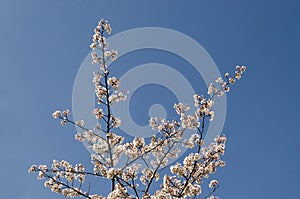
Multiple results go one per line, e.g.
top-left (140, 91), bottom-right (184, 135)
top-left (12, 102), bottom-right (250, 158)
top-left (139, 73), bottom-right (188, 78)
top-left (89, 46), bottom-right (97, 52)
top-left (29, 19), bottom-right (246, 199)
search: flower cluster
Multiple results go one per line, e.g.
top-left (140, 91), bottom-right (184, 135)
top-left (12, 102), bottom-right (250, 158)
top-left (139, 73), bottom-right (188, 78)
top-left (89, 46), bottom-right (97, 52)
top-left (153, 135), bottom-right (226, 198)
top-left (28, 160), bottom-right (92, 198)
top-left (90, 19), bottom-right (111, 50)
top-left (208, 65), bottom-right (246, 97)
top-left (52, 109), bottom-right (70, 126)
top-left (29, 19), bottom-right (246, 199)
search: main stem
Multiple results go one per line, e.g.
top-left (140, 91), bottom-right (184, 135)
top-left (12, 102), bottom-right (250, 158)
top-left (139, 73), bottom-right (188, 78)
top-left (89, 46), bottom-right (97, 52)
top-left (100, 30), bottom-right (115, 191)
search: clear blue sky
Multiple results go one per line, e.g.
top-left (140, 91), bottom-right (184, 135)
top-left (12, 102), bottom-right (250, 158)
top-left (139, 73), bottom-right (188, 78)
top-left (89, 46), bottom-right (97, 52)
top-left (0, 0), bottom-right (299, 198)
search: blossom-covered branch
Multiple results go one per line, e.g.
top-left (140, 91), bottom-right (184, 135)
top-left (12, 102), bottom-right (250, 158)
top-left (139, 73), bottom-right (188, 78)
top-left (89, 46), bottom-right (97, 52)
top-left (29, 19), bottom-right (246, 199)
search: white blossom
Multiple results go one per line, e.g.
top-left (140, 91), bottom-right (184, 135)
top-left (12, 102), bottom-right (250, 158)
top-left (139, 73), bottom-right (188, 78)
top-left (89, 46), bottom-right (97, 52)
top-left (52, 110), bottom-right (61, 119)
top-left (209, 179), bottom-right (219, 188)
top-left (108, 77), bottom-right (120, 89)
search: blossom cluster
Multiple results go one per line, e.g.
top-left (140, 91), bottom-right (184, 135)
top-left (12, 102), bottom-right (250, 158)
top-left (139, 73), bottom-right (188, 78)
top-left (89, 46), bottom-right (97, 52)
top-left (28, 160), bottom-right (93, 198)
top-left (90, 19), bottom-right (111, 50)
top-left (29, 19), bottom-right (246, 199)
top-left (208, 65), bottom-right (246, 97)
top-left (151, 135), bottom-right (226, 198)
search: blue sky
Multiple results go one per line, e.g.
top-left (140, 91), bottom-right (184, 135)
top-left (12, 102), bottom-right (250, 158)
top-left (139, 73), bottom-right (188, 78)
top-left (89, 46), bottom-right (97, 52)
top-left (0, 0), bottom-right (299, 198)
